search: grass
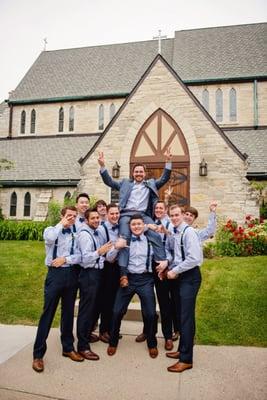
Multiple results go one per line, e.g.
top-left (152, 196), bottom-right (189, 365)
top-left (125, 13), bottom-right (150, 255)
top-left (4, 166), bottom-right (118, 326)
top-left (0, 241), bottom-right (266, 346)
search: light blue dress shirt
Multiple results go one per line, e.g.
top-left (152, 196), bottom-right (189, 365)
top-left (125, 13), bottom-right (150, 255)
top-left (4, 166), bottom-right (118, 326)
top-left (77, 226), bottom-right (104, 269)
top-left (98, 221), bottom-right (120, 263)
top-left (166, 222), bottom-right (202, 275)
top-left (196, 212), bottom-right (217, 242)
top-left (128, 233), bottom-right (153, 274)
top-left (43, 223), bottom-right (81, 267)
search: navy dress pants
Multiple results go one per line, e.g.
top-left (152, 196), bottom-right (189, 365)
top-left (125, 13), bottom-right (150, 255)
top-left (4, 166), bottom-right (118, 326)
top-left (77, 267), bottom-right (102, 351)
top-left (33, 266), bottom-right (79, 359)
top-left (109, 273), bottom-right (158, 348)
top-left (176, 266), bottom-right (201, 363)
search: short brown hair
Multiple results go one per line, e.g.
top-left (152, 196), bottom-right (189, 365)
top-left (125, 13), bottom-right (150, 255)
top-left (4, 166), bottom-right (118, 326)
top-left (169, 204), bottom-right (184, 213)
top-left (76, 193), bottom-right (90, 203)
top-left (132, 163), bottom-right (147, 173)
top-left (184, 206), bottom-right (198, 219)
top-left (61, 206), bottom-right (77, 216)
top-left (84, 207), bottom-right (98, 220)
top-left (95, 199), bottom-right (107, 208)
top-left (107, 203), bottom-right (119, 211)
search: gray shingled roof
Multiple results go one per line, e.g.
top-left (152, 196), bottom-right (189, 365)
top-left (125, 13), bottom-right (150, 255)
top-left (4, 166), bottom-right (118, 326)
top-left (9, 23), bottom-right (267, 102)
top-left (0, 129), bottom-right (265, 183)
top-left (0, 134), bottom-right (99, 182)
top-left (224, 129), bottom-right (267, 175)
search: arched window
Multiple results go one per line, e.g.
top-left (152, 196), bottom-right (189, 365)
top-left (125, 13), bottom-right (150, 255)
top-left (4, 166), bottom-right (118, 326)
top-left (202, 89), bottom-right (209, 112)
top-left (20, 110), bottom-right (26, 134)
top-left (69, 106), bottom-right (74, 131)
top-left (10, 192), bottom-right (17, 217)
top-left (58, 107), bottom-right (64, 132)
top-left (216, 89), bottom-right (223, 122)
top-left (229, 88), bottom-right (237, 121)
top-left (110, 103), bottom-right (116, 120)
top-left (64, 191), bottom-right (71, 202)
top-left (98, 104), bottom-right (104, 130)
top-left (30, 109), bottom-right (36, 134)
top-left (24, 192), bottom-right (31, 217)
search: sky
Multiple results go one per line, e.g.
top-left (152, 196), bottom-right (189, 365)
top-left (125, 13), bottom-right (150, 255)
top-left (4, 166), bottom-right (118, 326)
top-left (0, 0), bottom-right (266, 101)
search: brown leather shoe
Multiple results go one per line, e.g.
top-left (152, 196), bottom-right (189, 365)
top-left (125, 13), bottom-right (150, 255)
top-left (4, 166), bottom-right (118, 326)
top-left (62, 351), bottom-right (84, 362)
top-left (172, 331), bottom-right (179, 341)
top-left (135, 333), bottom-right (147, 343)
top-left (166, 351), bottom-right (180, 359)
top-left (165, 339), bottom-right (173, 351)
top-left (99, 332), bottom-right (110, 343)
top-left (167, 361), bottom-right (192, 373)
top-left (79, 350), bottom-right (99, 361)
top-left (120, 275), bottom-right (129, 288)
top-left (148, 347), bottom-right (158, 358)
top-left (89, 333), bottom-right (99, 343)
top-left (32, 358), bottom-right (44, 373)
top-left (107, 346), bottom-right (117, 356)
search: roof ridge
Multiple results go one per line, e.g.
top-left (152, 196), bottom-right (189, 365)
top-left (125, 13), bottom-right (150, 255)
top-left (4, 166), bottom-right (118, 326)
top-left (175, 21), bottom-right (267, 34)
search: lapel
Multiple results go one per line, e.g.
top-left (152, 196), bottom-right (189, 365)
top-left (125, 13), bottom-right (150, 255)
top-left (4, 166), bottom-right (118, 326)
top-left (124, 180), bottom-right (135, 204)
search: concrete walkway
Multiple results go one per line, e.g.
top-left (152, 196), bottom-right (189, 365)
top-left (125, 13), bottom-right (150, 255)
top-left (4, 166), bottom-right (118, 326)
top-left (0, 322), bottom-right (266, 400)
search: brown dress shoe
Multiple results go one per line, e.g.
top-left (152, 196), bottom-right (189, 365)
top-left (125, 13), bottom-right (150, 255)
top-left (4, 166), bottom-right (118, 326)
top-left (148, 347), bottom-right (158, 358)
top-left (107, 346), bottom-right (117, 356)
top-left (99, 332), bottom-right (110, 343)
top-left (166, 351), bottom-right (180, 359)
top-left (79, 350), bottom-right (99, 361)
top-left (32, 358), bottom-right (44, 373)
top-left (120, 275), bottom-right (129, 288)
top-left (89, 333), bottom-right (99, 343)
top-left (172, 331), bottom-right (179, 341)
top-left (165, 339), bottom-right (174, 351)
top-left (135, 333), bottom-right (147, 343)
top-left (62, 351), bottom-right (84, 362)
top-left (167, 361), bottom-right (192, 373)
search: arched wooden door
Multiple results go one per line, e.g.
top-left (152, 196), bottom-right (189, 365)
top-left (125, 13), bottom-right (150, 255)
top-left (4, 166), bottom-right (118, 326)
top-left (130, 109), bottom-right (190, 206)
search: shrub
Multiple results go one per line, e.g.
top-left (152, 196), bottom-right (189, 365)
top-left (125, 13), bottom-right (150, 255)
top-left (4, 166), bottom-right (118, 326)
top-left (203, 242), bottom-right (217, 259)
top-left (0, 220), bottom-right (49, 241)
top-left (215, 215), bottom-right (267, 256)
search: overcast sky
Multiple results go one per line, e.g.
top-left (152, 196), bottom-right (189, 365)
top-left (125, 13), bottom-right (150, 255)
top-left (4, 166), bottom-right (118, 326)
top-left (0, 0), bottom-right (266, 101)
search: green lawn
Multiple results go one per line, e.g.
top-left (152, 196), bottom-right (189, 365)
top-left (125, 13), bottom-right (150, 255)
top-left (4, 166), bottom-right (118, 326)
top-left (0, 241), bottom-right (266, 346)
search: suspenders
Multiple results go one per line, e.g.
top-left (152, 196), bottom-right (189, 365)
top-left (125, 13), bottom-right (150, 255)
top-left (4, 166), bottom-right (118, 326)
top-left (180, 225), bottom-right (190, 261)
top-left (52, 224), bottom-right (76, 260)
top-left (79, 229), bottom-right (100, 268)
top-left (145, 236), bottom-right (152, 272)
top-left (163, 220), bottom-right (170, 244)
top-left (102, 222), bottom-right (110, 242)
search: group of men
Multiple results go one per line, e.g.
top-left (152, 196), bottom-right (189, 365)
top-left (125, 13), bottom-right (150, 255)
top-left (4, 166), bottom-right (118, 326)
top-left (32, 148), bottom-right (217, 374)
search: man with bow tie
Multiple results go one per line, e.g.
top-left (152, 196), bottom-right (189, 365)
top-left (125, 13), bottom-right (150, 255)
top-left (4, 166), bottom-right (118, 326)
top-left (107, 214), bottom-right (168, 359)
top-left (98, 149), bottom-right (172, 288)
top-left (76, 207), bottom-right (113, 361)
top-left (75, 193), bottom-right (90, 230)
top-left (32, 206), bottom-right (83, 373)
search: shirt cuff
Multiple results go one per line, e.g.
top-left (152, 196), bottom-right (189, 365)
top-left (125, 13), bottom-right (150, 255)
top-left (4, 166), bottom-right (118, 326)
top-left (165, 162), bottom-right (172, 170)
top-left (100, 167), bottom-right (106, 173)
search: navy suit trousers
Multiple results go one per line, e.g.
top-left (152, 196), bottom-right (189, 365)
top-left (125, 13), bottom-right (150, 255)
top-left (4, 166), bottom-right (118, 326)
top-left (33, 266), bottom-right (79, 359)
top-left (109, 273), bottom-right (158, 348)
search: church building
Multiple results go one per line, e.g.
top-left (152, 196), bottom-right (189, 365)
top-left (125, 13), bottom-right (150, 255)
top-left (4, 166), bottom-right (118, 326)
top-left (0, 23), bottom-right (266, 224)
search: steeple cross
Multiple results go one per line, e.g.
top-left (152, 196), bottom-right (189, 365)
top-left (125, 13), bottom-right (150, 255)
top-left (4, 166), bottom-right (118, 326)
top-left (153, 30), bottom-right (167, 54)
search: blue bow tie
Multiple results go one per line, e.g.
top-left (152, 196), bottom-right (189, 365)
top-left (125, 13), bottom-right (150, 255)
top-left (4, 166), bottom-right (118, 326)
top-left (93, 230), bottom-right (99, 236)
top-left (79, 217), bottom-right (85, 223)
top-left (112, 224), bottom-right (119, 231)
top-left (131, 236), bottom-right (141, 242)
top-left (100, 220), bottom-right (105, 226)
top-left (173, 227), bottom-right (178, 234)
top-left (62, 228), bottom-right (72, 234)
top-left (155, 219), bottom-right (161, 225)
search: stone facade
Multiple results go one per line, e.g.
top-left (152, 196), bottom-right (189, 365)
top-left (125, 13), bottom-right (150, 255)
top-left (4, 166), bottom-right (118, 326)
top-left (0, 187), bottom-right (76, 220)
top-left (79, 59), bottom-right (258, 225)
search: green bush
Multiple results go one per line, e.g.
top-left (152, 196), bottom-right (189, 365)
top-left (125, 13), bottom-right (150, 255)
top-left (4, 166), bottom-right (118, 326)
top-left (0, 220), bottom-right (48, 241)
top-left (203, 242), bottom-right (217, 259)
top-left (260, 202), bottom-right (267, 219)
top-left (46, 200), bottom-right (61, 226)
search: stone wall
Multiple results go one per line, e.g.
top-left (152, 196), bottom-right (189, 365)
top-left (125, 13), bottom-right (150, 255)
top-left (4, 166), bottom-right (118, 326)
top-left (80, 59), bottom-right (258, 225)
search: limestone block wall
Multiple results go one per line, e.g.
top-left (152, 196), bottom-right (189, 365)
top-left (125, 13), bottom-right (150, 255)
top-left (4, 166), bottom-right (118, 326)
top-left (10, 98), bottom-right (124, 137)
top-left (0, 103), bottom-right (9, 137)
top-left (80, 59), bottom-right (258, 225)
top-left (0, 186), bottom-right (76, 220)
top-left (190, 81), bottom-right (267, 127)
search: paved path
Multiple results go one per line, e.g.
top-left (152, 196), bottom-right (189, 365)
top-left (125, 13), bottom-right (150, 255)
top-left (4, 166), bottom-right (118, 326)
top-left (0, 322), bottom-right (266, 400)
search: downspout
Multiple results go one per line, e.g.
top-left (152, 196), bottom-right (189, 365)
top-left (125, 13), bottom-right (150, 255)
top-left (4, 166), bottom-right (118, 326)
top-left (8, 103), bottom-right (13, 138)
top-left (253, 80), bottom-right (258, 128)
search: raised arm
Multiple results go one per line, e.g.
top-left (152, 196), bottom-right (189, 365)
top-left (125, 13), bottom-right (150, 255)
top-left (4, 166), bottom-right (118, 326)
top-left (155, 147), bottom-right (172, 189)
top-left (98, 151), bottom-right (121, 191)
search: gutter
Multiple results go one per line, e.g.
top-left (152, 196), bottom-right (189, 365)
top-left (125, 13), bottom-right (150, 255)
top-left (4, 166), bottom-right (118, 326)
top-left (0, 180), bottom-right (80, 187)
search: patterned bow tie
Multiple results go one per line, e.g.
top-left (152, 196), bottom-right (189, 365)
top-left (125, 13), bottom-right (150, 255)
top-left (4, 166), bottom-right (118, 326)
top-left (62, 228), bottom-right (72, 234)
top-left (131, 236), bottom-right (141, 242)
top-left (155, 219), bottom-right (161, 225)
top-left (93, 230), bottom-right (99, 236)
top-left (112, 224), bottom-right (119, 231)
top-left (79, 217), bottom-right (85, 223)
top-left (173, 227), bottom-right (178, 234)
